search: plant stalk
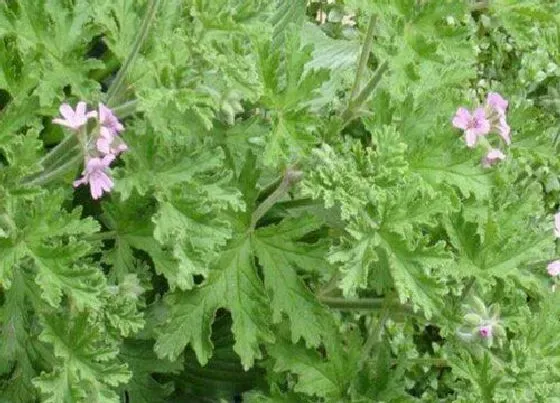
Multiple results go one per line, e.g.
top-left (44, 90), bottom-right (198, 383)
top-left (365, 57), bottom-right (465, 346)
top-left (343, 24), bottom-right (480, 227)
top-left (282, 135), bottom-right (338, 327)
top-left (349, 14), bottom-right (377, 100)
top-left (105, 0), bottom-right (160, 106)
top-left (341, 61), bottom-right (389, 126)
top-left (250, 167), bottom-right (303, 230)
top-left (23, 155), bottom-right (82, 187)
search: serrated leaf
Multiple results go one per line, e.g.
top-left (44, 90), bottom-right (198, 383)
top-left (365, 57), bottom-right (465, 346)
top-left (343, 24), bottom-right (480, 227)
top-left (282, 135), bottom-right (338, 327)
top-left (253, 216), bottom-right (331, 347)
top-left (155, 236), bottom-right (274, 369)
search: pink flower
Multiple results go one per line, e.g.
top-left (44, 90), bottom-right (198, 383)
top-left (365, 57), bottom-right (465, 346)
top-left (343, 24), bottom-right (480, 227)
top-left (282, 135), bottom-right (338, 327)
top-left (73, 155), bottom-right (115, 200)
top-left (97, 136), bottom-right (128, 155)
top-left (98, 103), bottom-right (124, 136)
top-left (52, 102), bottom-right (96, 130)
top-left (452, 107), bottom-right (491, 148)
top-left (482, 148), bottom-right (505, 168)
top-left (479, 325), bottom-right (492, 338)
top-left (487, 92), bottom-right (508, 116)
top-left (547, 260), bottom-right (560, 276)
top-left (95, 103), bottom-right (127, 156)
top-left (497, 117), bottom-right (511, 145)
top-left (554, 212), bottom-right (560, 238)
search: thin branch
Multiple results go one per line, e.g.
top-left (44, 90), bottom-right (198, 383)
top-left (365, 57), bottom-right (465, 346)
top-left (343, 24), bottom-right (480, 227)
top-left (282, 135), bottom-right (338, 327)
top-left (341, 61), bottom-right (389, 127)
top-left (105, 0), bottom-right (161, 106)
top-left (22, 155), bottom-right (82, 187)
top-left (250, 166), bottom-right (303, 230)
top-left (349, 14), bottom-right (377, 100)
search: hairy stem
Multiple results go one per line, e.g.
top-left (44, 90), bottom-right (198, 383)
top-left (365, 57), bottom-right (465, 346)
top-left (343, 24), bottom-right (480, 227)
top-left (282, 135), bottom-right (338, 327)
top-left (85, 231), bottom-right (118, 242)
top-left (105, 0), bottom-right (160, 106)
top-left (23, 155), bottom-right (82, 187)
top-left (112, 99), bottom-right (139, 119)
top-left (358, 296), bottom-right (391, 370)
top-left (38, 133), bottom-right (79, 169)
top-left (349, 14), bottom-right (377, 100)
top-left (316, 271), bottom-right (342, 297)
top-left (341, 61), bottom-right (389, 127)
top-left (250, 167), bottom-right (303, 230)
top-left (318, 296), bottom-right (386, 310)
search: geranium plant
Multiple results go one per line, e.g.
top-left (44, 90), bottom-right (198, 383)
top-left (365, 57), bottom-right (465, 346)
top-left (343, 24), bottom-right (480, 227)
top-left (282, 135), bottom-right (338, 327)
top-left (1, 0), bottom-right (560, 401)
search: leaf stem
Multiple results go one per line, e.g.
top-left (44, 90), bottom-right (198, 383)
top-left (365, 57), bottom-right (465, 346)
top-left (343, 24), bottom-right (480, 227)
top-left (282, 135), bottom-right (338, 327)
top-left (250, 166), bottom-right (303, 230)
top-left (22, 155), bottom-right (82, 187)
top-left (112, 99), bottom-right (139, 119)
top-left (84, 231), bottom-right (118, 242)
top-left (105, 0), bottom-right (160, 106)
top-left (349, 14), bottom-right (377, 100)
top-left (358, 298), bottom-right (391, 369)
top-left (38, 133), bottom-right (79, 169)
top-left (316, 271), bottom-right (342, 297)
top-left (318, 296), bottom-right (387, 310)
top-left (404, 357), bottom-right (449, 368)
top-left (341, 61), bottom-right (389, 127)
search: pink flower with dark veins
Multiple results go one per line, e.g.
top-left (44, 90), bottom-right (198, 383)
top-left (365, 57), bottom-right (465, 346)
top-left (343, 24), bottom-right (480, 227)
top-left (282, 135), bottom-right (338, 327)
top-left (547, 260), bottom-right (560, 277)
top-left (73, 155), bottom-right (115, 200)
top-left (52, 102), bottom-right (96, 130)
top-left (482, 148), bottom-right (506, 168)
top-left (452, 107), bottom-right (491, 148)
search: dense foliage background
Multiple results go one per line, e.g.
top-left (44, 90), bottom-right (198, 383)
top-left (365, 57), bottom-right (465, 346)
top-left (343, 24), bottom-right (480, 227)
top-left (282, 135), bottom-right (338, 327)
top-left (1, 0), bottom-right (560, 401)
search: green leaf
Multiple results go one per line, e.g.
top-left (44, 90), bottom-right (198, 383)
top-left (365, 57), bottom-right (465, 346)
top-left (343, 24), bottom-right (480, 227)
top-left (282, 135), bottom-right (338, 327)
top-left (34, 313), bottom-right (131, 402)
top-left (119, 340), bottom-right (182, 403)
top-left (0, 191), bottom-right (102, 308)
top-left (154, 236), bottom-right (274, 369)
top-left (253, 216), bottom-right (331, 347)
top-left (0, 0), bottom-right (103, 105)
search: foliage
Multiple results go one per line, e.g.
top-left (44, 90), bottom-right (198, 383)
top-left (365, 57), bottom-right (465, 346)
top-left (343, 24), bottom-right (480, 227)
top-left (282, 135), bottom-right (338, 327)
top-left (1, 0), bottom-right (560, 401)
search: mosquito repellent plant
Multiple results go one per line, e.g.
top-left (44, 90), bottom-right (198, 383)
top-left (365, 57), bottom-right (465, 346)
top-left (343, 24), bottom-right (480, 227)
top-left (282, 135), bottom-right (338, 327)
top-left (1, 1), bottom-right (560, 401)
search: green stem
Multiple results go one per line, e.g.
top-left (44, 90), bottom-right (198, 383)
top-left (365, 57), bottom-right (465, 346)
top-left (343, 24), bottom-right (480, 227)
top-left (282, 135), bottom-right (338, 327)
top-left (112, 99), bottom-right (138, 119)
top-left (349, 14), bottom-right (377, 100)
top-left (358, 298), bottom-right (391, 369)
top-left (38, 133), bottom-right (79, 169)
top-left (341, 61), bottom-right (389, 127)
top-left (316, 271), bottom-right (342, 297)
top-left (23, 155), bottom-right (82, 187)
top-left (404, 358), bottom-right (449, 368)
top-left (250, 167), bottom-right (303, 230)
top-left (318, 296), bottom-right (387, 310)
top-left (105, 0), bottom-right (160, 106)
top-left (84, 231), bottom-right (118, 242)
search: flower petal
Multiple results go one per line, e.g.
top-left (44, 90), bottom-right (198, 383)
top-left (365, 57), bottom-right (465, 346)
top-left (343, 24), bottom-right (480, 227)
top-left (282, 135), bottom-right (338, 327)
top-left (452, 107), bottom-right (471, 130)
top-left (464, 130), bottom-right (478, 148)
top-left (59, 103), bottom-right (74, 119)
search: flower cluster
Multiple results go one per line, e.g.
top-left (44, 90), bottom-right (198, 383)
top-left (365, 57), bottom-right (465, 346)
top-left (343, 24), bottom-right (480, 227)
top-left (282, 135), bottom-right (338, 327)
top-left (452, 92), bottom-right (510, 167)
top-left (546, 213), bottom-right (560, 277)
top-left (52, 102), bottom-right (127, 199)
top-left (457, 296), bottom-right (505, 348)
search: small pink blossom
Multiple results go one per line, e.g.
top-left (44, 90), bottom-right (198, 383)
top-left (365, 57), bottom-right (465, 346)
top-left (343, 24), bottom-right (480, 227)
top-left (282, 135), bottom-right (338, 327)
top-left (452, 107), bottom-right (491, 148)
top-left (73, 155), bottom-right (115, 200)
top-left (98, 103), bottom-right (124, 136)
top-left (547, 260), bottom-right (560, 277)
top-left (95, 103), bottom-right (127, 156)
top-left (554, 212), bottom-right (560, 238)
top-left (497, 116), bottom-right (511, 145)
top-left (487, 92), bottom-right (508, 116)
top-left (97, 136), bottom-right (128, 155)
top-left (482, 148), bottom-right (505, 168)
top-left (52, 102), bottom-right (96, 130)
top-left (479, 325), bottom-right (492, 338)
